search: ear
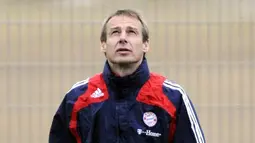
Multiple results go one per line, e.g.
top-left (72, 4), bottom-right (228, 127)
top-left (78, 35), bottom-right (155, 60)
top-left (101, 42), bottom-right (107, 52)
top-left (142, 41), bottom-right (149, 53)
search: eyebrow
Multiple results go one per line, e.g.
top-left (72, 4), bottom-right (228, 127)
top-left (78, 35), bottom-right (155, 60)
top-left (109, 27), bottom-right (120, 30)
top-left (126, 26), bottom-right (138, 31)
top-left (109, 26), bottom-right (138, 32)
top-left (109, 26), bottom-right (138, 31)
top-left (108, 27), bottom-right (120, 33)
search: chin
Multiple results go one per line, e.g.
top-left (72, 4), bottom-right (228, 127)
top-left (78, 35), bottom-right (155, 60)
top-left (110, 57), bottom-right (139, 65)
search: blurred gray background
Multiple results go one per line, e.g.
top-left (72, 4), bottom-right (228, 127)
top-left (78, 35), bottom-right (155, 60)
top-left (0, 0), bottom-right (254, 142)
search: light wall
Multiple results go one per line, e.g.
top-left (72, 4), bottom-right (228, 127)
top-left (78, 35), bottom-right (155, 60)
top-left (0, 0), bottom-right (254, 142)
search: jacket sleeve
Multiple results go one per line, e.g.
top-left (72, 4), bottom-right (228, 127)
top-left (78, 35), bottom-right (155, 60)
top-left (172, 95), bottom-right (206, 143)
top-left (49, 95), bottom-right (77, 143)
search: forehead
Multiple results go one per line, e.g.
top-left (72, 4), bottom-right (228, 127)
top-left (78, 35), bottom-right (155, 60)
top-left (107, 15), bottom-right (142, 29)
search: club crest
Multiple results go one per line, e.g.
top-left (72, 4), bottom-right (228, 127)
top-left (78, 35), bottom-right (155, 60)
top-left (143, 112), bottom-right (157, 127)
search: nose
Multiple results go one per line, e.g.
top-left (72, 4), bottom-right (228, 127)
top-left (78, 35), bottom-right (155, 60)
top-left (119, 31), bottom-right (127, 44)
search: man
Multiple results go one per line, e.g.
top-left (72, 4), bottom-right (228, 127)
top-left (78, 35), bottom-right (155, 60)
top-left (49, 9), bottom-right (206, 143)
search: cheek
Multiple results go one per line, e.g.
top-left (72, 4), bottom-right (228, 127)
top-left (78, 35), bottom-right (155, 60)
top-left (105, 44), bottom-right (116, 55)
top-left (133, 42), bottom-right (145, 51)
top-left (106, 40), bottom-right (118, 49)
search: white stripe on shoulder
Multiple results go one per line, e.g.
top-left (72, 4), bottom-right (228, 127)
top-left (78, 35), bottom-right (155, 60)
top-left (66, 78), bottom-right (90, 93)
top-left (163, 79), bottom-right (205, 143)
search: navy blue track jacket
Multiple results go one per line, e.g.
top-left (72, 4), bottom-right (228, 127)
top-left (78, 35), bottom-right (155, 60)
top-left (49, 58), bottom-right (206, 143)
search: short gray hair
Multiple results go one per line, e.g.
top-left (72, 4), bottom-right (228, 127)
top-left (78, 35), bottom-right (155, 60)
top-left (100, 9), bottom-right (149, 43)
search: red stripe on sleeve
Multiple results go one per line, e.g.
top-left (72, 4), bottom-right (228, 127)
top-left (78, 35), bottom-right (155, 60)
top-left (136, 73), bottom-right (177, 142)
top-left (69, 74), bottom-right (109, 143)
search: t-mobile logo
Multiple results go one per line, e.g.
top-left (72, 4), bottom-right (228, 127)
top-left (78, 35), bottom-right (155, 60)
top-left (137, 129), bottom-right (161, 137)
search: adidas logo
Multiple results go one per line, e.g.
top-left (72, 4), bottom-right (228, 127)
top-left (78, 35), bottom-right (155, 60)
top-left (91, 88), bottom-right (104, 98)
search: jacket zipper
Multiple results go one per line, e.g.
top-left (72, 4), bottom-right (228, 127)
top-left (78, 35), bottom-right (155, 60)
top-left (116, 105), bottom-right (120, 143)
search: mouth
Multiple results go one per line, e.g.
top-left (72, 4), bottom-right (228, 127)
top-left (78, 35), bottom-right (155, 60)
top-left (116, 48), bottom-right (132, 53)
top-left (117, 48), bottom-right (131, 52)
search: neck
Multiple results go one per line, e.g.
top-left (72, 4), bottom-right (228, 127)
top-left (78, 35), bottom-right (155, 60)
top-left (108, 59), bottom-right (143, 77)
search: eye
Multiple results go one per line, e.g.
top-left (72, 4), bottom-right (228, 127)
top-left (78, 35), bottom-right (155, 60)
top-left (111, 30), bottom-right (120, 35)
top-left (127, 30), bottom-right (136, 34)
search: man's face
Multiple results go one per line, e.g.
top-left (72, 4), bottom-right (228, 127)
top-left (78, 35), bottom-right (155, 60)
top-left (101, 15), bottom-right (149, 65)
